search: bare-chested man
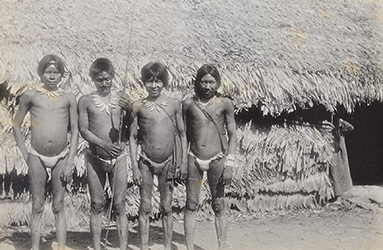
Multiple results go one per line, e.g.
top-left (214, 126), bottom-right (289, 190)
top-left (78, 58), bottom-right (131, 250)
top-left (130, 62), bottom-right (187, 250)
top-left (13, 55), bottom-right (79, 250)
top-left (183, 64), bottom-right (237, 250)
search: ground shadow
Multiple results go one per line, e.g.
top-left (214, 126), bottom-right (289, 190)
top-left (131, 225), bottom-right (204, 250)
top-left (5, 225), bottom-right (204, 250)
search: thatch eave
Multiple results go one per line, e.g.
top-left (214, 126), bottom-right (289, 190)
top-left (1, 0), bottom-right (382, 115)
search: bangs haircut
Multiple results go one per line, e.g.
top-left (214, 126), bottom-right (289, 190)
top-left (89, 58), bottom-right (115, 80)
top-left (37, 55), bottom-right (65, 78)
top-left (141, 62), bottom-right (169, 88)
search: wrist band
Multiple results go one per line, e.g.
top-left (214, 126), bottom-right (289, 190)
top-left (226, 154), bottom-right (235, 162)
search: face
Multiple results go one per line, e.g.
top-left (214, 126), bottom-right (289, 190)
top-left (198, 74), bottom-right (218, 99)
top-left (144, 77), bottom-right (164, 98)
top-left (41, 64), bottom-right (62, 90)
top-left (94, 71), bottom-right (113, 96)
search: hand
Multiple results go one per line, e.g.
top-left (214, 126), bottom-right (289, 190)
top-left (103, 142), bottom-right (123, 158)
top-left (176, 163), bottom-right (188, 183)
top-left (221, 159), bottom-right (234, 185)
top-left (132, 168), bottom-right (143, 187)
top-left (320, 120), bottom-right (335, 131)
top-left (23, 153), bottom-right (29, 163)
top-left (119, 93), bottom-right (132, 111)
top-left (60, 160), bottom-right (74, 183)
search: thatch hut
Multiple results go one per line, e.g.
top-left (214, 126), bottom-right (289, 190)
top-left (1, 0), bottom-right (382, 225)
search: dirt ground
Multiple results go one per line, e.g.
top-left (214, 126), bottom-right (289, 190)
top-left (0, 186), bottom-right (383, 250)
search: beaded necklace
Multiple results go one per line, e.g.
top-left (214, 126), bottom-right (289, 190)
top-left (194, 95), bottom-right (216, 107)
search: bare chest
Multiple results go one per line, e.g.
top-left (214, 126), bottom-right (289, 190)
top-left (88, 104), bottom-right (121, 126)
top-left (188, 105), bottom-right (224, 124)
top-left (30, 95), bottom-right (68, 114)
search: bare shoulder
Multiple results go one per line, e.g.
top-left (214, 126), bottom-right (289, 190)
top-left (78, 94), bottom-right (92, 107)
top-left (182, 97), bottom-right (194, 108)
top-left (165, 96), bottom-right (181, 106)
top-left (62, 92), bottom-right (77, 102)
top-left (21, 88), bottom-right (37, 99)
top-left (216, 96), bottom-right (234, 108)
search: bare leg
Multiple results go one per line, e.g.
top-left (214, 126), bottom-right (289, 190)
top-left (158, 166), bottom-right (173, 250)
top-left (214, 198), bottom-right (227, 250)
top-left (51, 156), bottom-right (69, 250)
top-left (110, 158), bottom-right (128, 250)
top-left (86, 156), bottom-right (107, 250)
top-left (90, 213), bottom-right (103, 250)
top-left (208, 157), bottom-right (228, 250)
top-left (184, 155), bottom-right (203, 250)
top-left (28, 154), bottom-right (48, 250)
top-left (138, 159), bottom-right (153, 250)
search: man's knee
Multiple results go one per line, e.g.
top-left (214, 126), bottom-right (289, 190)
top-left (112, 199), bottom-right (126, 215)
top-left (212, 198), bottom-right (225, 214)
top-left (139, 195), bottom-right (152, 215)
top-left (186, 198), bottom-right (199, 212)
top-left (32, 200), bottom-right (45, 215)
top-left (91, 199), bottom-right (105, 214)
top-left (159, 201), bottom-right (172, 215)
top-left (52, 199), bottom-right (65, 214)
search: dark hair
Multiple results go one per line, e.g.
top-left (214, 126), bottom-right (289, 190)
top-left (89, 58), bottom-right (115, 80)
top-left (194, 64), bottom-right (221, 97)
top-left (141, 62), bottom-right (169, 88)
top-left (37, 55), bottom-right (65, 78)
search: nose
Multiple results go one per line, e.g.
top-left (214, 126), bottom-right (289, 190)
top-left (150, 81), bottom-right (157, 88)
top-left (101, 80), bottom-right (109, 86)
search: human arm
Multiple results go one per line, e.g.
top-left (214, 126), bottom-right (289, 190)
top-left (129, 102), bottom-right (142, 186)
top-left (222, 99), bottom-right (237, 185)
top-left (175, 99), bottom-right (188, 181)
top-left (78, 96), bottom-right (121, 157)
top-left (61, 94), bottom-right (79, 183)
top-left (12, 91), bottom-right (32, 162)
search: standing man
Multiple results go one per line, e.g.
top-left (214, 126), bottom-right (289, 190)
top-left (183, 64), bottom-right (237, 250)
top-left (78, 58), bottom-right (131, 250)
top-left (130, 62), bottom-right (187, 250)
top-left (330, 117), bottom-right (354, 203)
top-left (13, 55), bottom-right (79, 250)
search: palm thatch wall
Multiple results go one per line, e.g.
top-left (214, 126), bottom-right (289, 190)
top-left (1, 0), bottom-right (383, 223)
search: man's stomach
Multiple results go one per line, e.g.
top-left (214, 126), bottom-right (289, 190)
top-left (30, 131), bottom-right (69, 157)
top-left (189, 141), bottom-right (222, 160)
top-left (140, 137), bottom-right (175, 163)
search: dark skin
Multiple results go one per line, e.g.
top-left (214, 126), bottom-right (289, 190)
top-left (130, 77), bottom-right (187, 250)
top-left (13, 64), bottom-right (79, 250)
top-left (78, 71), bottom-right (131, 250)
top-left (183, 73), bottom-right (237, 250)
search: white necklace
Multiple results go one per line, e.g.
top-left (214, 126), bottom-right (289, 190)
top-left (142, 95), bottom-right (169, 112)
top-left (35, 85), bottom-right (63, 99)
top-left (91, 91), bottom-right (118, 115)
top-left (196, 96), bottom-right (216, 107)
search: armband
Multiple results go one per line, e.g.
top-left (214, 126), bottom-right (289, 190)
top-left (226, 154), bottom-right (236, 163)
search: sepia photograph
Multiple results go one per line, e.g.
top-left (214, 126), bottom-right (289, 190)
top-left (0, 0), bottom-right (383, 249)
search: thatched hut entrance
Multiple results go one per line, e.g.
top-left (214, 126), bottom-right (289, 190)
top-left (344, 101), bottom-right (383, 185)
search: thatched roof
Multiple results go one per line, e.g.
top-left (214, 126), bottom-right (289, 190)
top-left (1, 0), bottom-right (382, 115)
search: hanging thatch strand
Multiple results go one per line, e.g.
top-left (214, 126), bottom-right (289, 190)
top-left (1, 0), bottom-right (382, 115)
